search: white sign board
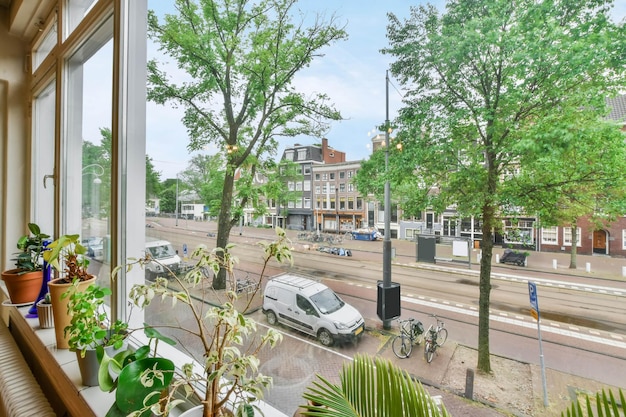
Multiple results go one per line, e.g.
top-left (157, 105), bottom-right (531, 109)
top-left (452, 240), bottom-right (468, 257)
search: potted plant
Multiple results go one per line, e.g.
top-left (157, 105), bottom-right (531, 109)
top-left (43, 234), bottom-right (96, 348)
top-left (100, 228), bottom-right (293, 417)
top-left (64, 282), bottom-right (128, 386)
top-left (36, 292), bottom-right (55, 329)
top-left (1, 223), bottom-right (49, 304)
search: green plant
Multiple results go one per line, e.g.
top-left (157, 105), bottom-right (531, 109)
top-left (64, 282), bottom-right (128, 358)
top-left (102, 227), bottom-right (292, 417)
top-left (43, 234), bottom-right (93, 283)
top-left (300, 353), bottom-right (450, 417)
top-left (12, 223), bottom-right (50, 272)
top-left (561, 388), bottom-right (625, 417)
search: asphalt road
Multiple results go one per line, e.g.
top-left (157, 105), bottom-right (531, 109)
top-left (140, 218), bottom-right (626, 415)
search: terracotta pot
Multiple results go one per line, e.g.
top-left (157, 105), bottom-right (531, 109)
top-left (1, 269), bottom-right (43, 304)
top-left (36, 300), bottom-right (54, 329)
top-left (48, 276), bottom-right (96, 349)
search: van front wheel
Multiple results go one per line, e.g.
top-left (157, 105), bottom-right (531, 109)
top-left (318, 329), bottom-right (334, 346)
top-left (266, 310), bottom-right (278, 326)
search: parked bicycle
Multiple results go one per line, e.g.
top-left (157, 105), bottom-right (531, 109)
top-left (391, 318), bottom-right (425, 359)
top-left (423, 314), bottom-right (448, 363)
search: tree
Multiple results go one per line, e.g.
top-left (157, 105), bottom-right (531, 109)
top-left (147, 0), bottom-right (346, 289)
top-left (383, 0), bottom-right (626, 373)
top-left (504, 113), bottom-right (626, 269)
top-left (145, 156), bottom-right (162, 199)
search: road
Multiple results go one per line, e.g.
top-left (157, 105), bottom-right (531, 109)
top-left (141, 218), bottom-right (626, 415)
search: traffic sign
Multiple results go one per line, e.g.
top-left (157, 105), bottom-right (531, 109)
top-left (528, 281), bottom-right (539, 319)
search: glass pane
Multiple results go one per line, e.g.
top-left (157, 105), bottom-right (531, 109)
top-left (31, 82), bottom-right (56, 234)
top-left (33, 24), bottom-right (57, 72)
top-left (65, 0), bottom-right (98, 38)
top-left (64, 32), bottom-right (112, 285)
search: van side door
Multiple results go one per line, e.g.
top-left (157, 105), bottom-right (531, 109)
top-left (293, 294), bottom-right (319, 335)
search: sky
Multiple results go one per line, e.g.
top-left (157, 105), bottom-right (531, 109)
top-left (84, 1), bottom-right (625, 180)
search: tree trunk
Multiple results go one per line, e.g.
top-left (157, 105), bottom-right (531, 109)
top-left (213, 171), bottom-right (236, 290)
top-left (569, 220), bottom-right (578, 269)
top-left (477, 203), bottom-right (494, 374)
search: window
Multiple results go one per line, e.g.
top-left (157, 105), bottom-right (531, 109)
top-left (315, 173), bottom-right (320, 180)
top-left (297, 149), bottom-right (307, 160)
top-left (406, 229), bottom-right (415, 239)
top-left (339, 171), bottom-right (345, 179)
top-left (322, 173), bottom-right (328, 180)
top-left (330, 173), bottom-right (335, 180)
top-left (330, 184), bottom-right (335, 193)
top-left (563, 227), bottom-right (582, 247)
top-left (330, 199), bottom-right (336, 209)
top-left (348, 198), bottom-right (354, 210)
top-left (339, 183), bottom-right (345, 192)
top-left (285, 150), bottom-right (294, 160)
top-left (347, 170), bottom-right (354, 178)
top-left (303, 165), bottom-right (311, 175)
top-left (339, 198), bottom-right (345, 210)
top-left (303, 182), bottom-right (311, 191)
top-left (322, 185), bottom-right (327, 193)
top-left (288, 182), bottom-right (294, 191)
top-left (347, 183), bottom-right (354, 192)
top-left (295, 182), bottom-right (302, 191)
top-left (356, 198), bottom-right (363, 210)
top-left (622, 230), bottom-right (626, 249)
top-left (541, 227), bottom-right (558, 244)
top-left (65, 0), bottom-right (98, 39)
top-left (33, 22), bottom-right (57, 71)
top-left (304, 198), bottom-right (311, 208)
top-left (295, 199), bottom-right (302, 208)
top-left (315, 185), bottom-right (320, 194)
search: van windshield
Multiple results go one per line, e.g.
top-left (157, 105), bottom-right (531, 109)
top-left (310, 288), bottom-right (345, 314)
top-left (148, 244), bottom-right (176, 259)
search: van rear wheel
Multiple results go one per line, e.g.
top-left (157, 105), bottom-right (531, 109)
top-left (318, 329), bottom-right (334, 346)
top-left (266, 310), bottom-right (278, 326)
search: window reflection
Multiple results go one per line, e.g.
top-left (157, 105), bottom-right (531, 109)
top-left (65, 0), bottom-right (98, 38)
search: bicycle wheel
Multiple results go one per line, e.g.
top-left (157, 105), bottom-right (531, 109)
top-left (392, 335), bottom-right (412, 358)
top-left (424, 340), bottom-right (435, 363)
top-left (436, 328), bottom-right (448, 346)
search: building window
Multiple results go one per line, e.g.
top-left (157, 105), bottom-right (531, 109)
top-left (304, 198), bottom-right (311, 208)
top-left (563, 227), bottom-right (582, 247)
top-left (339, 198), bottom-right (346, 210)
top-left (406, 229), bottom-right (415, 239)
top-left (297, 149), bottom-right (307, 160)
top-left (285, 150), bottom-right (294, 161)
top-left (356, 198), bottom-right (363, 210)
top-left (330, 199), bottom-right (336, 209)
top-left (339, 183), bottom-right (345, 192)
top-left (347, 183), bottom-right (354, 192)
top-left (330, 173), bottom-right (335, 180)
top-left (622, 230), bottom-right (626, 249)
top-left (288, 182), bottom-right (294, 191)
top-left (348, 198), bottom-right (354, 210)
top-left (322, 185), bottom-right (327, 193)
top-left (347, 170), bottom-right (354, 178)
top-left (296, 182), bottom-right (302, 191)
top-left (288, 201), bottom-right (295, 208)
top-left (315, 173), bottom-right (320, 180)
top-left (315, 185), bottom-right (320, 194)
top-left (322, 173), bottom-right (328, 180)
top-left (304, 182), bottom-right (311, 191)
top-left (304, 165), bottom-right (311, 175)
top-left (541, 227), bottom-right (558, 244)
top-left (295, 199), bottom-right (302, 208)
top-left (330, 184), bottom-right (335, 193)
top-left (339, 171), bottom-right (345, 179)
top-left (503, 219), bottom-right (534, 245)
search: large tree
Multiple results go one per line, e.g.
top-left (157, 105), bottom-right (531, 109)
top-left (147, 0), bottom-right (346, 289)
top-left (383, 0), bottom-right (626, 373)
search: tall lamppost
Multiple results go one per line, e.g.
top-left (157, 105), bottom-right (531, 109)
top-left (377, 70), bottom-right (400, 330)
top-left (175, 173), bottom-right (179, 227)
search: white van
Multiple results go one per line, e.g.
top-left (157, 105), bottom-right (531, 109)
top-left (145, 240), bottom-right (181, 280)
top-left (263, 274), bottom-right (365, 346)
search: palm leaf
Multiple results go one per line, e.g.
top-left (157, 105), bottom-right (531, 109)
top-left (301, 354), bottom-right (449, 417)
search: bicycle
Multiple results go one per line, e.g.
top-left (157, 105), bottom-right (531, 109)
top-left (423, 314), bottom-right (448, 363)
top-left (391, 318), bottom-right (425, 359)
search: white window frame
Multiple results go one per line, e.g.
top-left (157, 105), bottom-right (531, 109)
top-left (541, 226), bottom-right (558, 244)
top-left (563, 227), bottom-right (582, 247)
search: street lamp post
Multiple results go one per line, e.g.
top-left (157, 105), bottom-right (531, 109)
top-left (382, 70), bottom-right (393, 330)
top-left (175, 174), bottom-right (179, 227)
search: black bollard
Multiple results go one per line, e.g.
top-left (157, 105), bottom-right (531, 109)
top-left (465, 368), bottom-right (474, 400)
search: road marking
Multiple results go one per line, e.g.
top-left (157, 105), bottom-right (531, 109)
top-left (400, 295), bottom-right (626, 349)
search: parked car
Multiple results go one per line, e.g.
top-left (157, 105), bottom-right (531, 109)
top-left (263, 274), bottom-right (365, 346)
top-left (83, 236), bottom-right (104, 261)
top-left (145, 240), bottom-right (181, 280)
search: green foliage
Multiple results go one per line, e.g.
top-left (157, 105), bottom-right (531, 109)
top-left (561, 388), bottom-right (625, 417)
top-left (104, 228), bottom-right (292, 417)
top-left (301, 354), bottom-right (450, 417)
top-left (383, 0), bottom-right (626, 372)
top-left (147, 0), bottom-right (347, 286)
top-left (12, 223), bottom-right (50, 272)
top-left (64, 283), bottom-right (128, 357)
top-left (43, 234), bottom-right (93, 283)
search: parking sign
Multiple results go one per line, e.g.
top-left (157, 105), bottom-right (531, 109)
top-left (528, 281), bottom-right (539, 320)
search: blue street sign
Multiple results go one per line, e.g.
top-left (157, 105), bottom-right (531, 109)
top-left (528, 281), bottom-right (539, 319)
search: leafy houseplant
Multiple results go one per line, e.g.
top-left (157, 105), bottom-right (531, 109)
top-left (64, 282), bottom-right (128, 386)
top-left (101, 228), bottom-right (293, 417)
top-left (43, 234), bottom-right (97, 348)
top-left (1, 222), bottom-right (50, 304)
